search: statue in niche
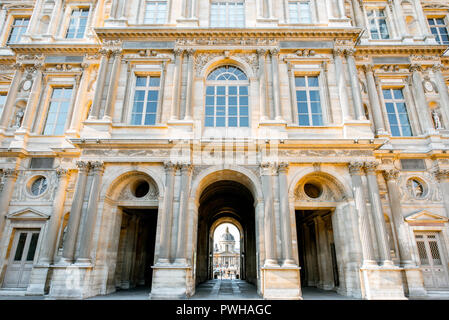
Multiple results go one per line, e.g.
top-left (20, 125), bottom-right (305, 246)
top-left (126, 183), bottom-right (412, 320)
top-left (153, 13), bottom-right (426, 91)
top-left (432, 109), bottom-right (442, 129)
top-left (13, 108), bottom-right (24, 128)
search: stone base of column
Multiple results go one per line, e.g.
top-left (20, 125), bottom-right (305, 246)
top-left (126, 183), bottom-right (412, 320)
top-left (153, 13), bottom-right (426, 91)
top-left (150, 265), bottom-right (194, 299)
top-left (360, 266), bottom-right (406, 300)
top-left (176, 17), bottom-right (199, 27)
top-left (81, 119), bottom-right (113, 139)
top-left (104, 18), bottom-right (128, 27)
top-left (342, 120), bottom-right (373, 139)
top-left (48, 265), bottom-right (95, 299)
top-left (402, 267), bottom-right (427, 298)
top-left (260, 266), bottom-right (302, 300)
top-left (25, 265), bottom-right (51, 296)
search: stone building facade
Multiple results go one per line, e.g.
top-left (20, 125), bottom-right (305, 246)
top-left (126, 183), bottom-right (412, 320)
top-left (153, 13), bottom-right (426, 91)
top-left (0, 0), bottom-right (449, 300)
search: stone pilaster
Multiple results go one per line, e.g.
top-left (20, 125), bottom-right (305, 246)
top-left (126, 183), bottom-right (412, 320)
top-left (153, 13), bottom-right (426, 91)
top-left (61, 161), bottom-right (90, 264)
top-left (333, 49), bottom-right (351, 121)
top-left (257, 49), bottom-right (269, 121)
top-left (0, 64), bottom-right (24, 133)
top-left (345, 49), bottom-right (365, 120)
top-left (270, 49), bottom-right (282, 120)
top-left (89, 49), bottom-right (110, 119)
top-left (76, 161), bottom-right (105, 264)
top-left (0, 169), bottom-right (18, 240)
top-left (184, 49), bottom-right (195, 120)
top-left (363, 64), bottom-right (387, 135)
top-left (348, 161), bottom-right (376, 266)
top-left (409, 64), bottom-right (434, 134)
top-left (432, 63), bottom-right (449, 128)
top-left (175, 164), bottom-right (193, 264)
top-left (103, 49), bottom-right (123, 120)
top-left (19, 62), bottom-right (45, 132)
top-left (156, 61), bottom-right (168, 124)
top-left (170, 49), bottom-right (184, 120)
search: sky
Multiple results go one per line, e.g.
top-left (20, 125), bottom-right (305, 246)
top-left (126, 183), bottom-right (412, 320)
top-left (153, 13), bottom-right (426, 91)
top-left (213, 223), bottom-right (240, 251)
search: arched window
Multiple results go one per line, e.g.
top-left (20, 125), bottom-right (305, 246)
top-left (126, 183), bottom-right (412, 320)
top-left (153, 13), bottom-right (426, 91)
top-left (205, 66), bottom-right (249, 127)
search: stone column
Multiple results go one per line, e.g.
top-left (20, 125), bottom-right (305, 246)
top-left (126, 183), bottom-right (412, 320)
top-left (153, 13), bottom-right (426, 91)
top-left (76, 161), bottom-right (105, 263)
top-left (89, 49), bottom-right (110, 119)
top-left (156, 61), bottom-right (167, 124)
top-left (364, 162), bottom-right (393, 266)
top-left (170, 49), bottom-right (184, 120)
top-left (184, 49), bottom-right (195, 120)
top-left (270, 49), bottom-right (283, 120)
top-left (39, 169), bottom-right (71, 264)
top-left (348, 162), bottom-right (376, 266)
top-left (260, 163), bottom-right (278, 266)
top-left (61, 161), bottom-right (90, 263)
top-left (433, 168), bottom-right (449, 218)
top-left (103, 49), bottom-right (122, 120)
top-left (382, 169), bottom-right (414, 266)
top-left (277, 163), bottom-right (295, 266)
top-left (286, 61), bottom-right (296, 124)
top-left (257, 49), bottom-right (269, 121)
top-left (46, 0), bottom-right (63, 36)
top-left (19, 64), bottom-right (44, 132)
top-left (345, 49), bottom-right (365, 120)
top-left (432, 64), bottom-right (449, 127)
top-left (116, 0), bottom-right (126, 19)
top-left (392, 0), bottom-right (410, 38)
top-left (363, 64), bottom-right (386, 135)
top-left (157, 162), bottom-right (176, 264)
top-left (175, 164), bottom-right (192, 264)
top-left (351, 0), bottom-right (365, 27)
top-left (410, 64), bottom-right (434, 134)
top-left (0, 169), bottom-right (18, 240)
top-left (68, 65), bottom-right (89, 133)
top-left (110, 0), bottom-right (120, 19)
top-left (412, 0), bottom-right (432, 39)
top-left (0, 64), bottom-right (24, 132)
top-left (337, 0), bottom-right (346, 18)
top-left (334, 50), bottom-right (351, 121)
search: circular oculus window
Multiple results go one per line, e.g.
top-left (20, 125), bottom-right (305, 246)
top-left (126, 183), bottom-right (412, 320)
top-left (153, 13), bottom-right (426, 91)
top-left (30, 176), bottom-right (48, 196)
top-left (304, 183), bottom-right (322, 199)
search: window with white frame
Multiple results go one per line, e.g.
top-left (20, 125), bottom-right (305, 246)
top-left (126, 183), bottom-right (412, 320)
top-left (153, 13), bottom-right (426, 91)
top-left (366, 8), bottom-right (390, 39)
top-left (130, 75), bottom-right (160, 125)
top-left (42, 87), bottom-right (73, 135)
top-left (210, 1), bottom-right (245, 28)
top-left (0, 93), bottom-right (6, 118)
top-left (65, 8), bottom-right (89, 39)
top-left (144, 1), bottom-right (168, 24)
top-left (295, 75), bottom-right (323, 126)
top-left (382, 88), bottom-right (412, 137)
top-left (7, 17), bottom-right (29, 44)
top-left (428, 17), bottom-right (449, 45)
top-left (205, 66), bottom-right (249, 128)
top-left (288, 1), bottom-right (312, 24)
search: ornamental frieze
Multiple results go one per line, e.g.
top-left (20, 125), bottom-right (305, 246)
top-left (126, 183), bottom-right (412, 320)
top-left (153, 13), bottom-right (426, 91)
top-left (176, 38), bottom-right (278, 46)
top-left (278, 149), bottom-right (373, 158)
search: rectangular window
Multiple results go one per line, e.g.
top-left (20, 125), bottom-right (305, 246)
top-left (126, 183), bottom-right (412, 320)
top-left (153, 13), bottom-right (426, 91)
top-left (144, 1), bottom-right (168, 24)
top-left (7, 18), bottom-right (29, 44)
top-left (382, 88), bottom-right (412, 137)
top-left (428, 18), bottom-right (449, 45)
top-left (66, 8), bottom-right (89, 39)
top-left (131, 75), bottom-right (160, 125)
top-left (295, 76), bottom-right (323, 126)
top-left (43, 87), bottom-right (73, 135)
top-left (367, 8), bottom-right (389, 39)
top-left (210, 2), bottom-right (245, 28)
top-left (0, 93), bottom-right (6, 118)
top-left (288, 1), bottom-right (311, 24)
top-left (205, 85), bottom-right (249, 127)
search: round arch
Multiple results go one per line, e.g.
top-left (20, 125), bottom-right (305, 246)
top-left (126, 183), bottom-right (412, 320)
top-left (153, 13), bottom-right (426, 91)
top-left (199, 56), bottom-right (256, 80)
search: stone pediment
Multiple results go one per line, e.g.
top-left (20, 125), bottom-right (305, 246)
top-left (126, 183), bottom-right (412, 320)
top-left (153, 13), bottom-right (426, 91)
top-left (405, 210), bottom-right (448, 224)
top-left (6, 208), bottom-right (50, 221)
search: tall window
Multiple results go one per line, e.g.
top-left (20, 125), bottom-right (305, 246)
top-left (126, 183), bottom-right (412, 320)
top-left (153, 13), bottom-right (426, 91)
top-left (205, 66), bottom-right (249, 128)
top-left (43, 87), bottom-right (73, 135)
top-left (383, 88), bottom-right (412, 137)
top-left (131, 75), bottom-right (160, 125)
top-left (428, 18), bottom-right (449, 45)
top-left (288, 1), bottom-right (312, 24)
top-left (144, 1), bottom-right (167, 24)
top-left (0, 94), bottom-right (6, 118)
top-left (210, 1), bottom-right (245, 28)
top-left (367, 8), bottom-right (390, 39)
top-left (295, 76), bottom-right (323, 126)
top-left (66, 8), bottom-right (89, 39)
top-left (7, 18), bottom-right (29, 43)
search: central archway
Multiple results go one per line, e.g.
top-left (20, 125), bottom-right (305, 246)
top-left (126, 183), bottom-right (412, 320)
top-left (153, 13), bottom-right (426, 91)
top-left (195, 179), bottom-right (257, 286)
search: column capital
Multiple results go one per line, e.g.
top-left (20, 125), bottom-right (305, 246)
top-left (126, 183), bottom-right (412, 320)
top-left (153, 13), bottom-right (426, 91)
top-left (164, 161), bottom-right (178, 172)
top-left (186, 48), bottom-right (196, 56)
top-left (173, 48), bottom-right (185, 57)
top-left (75, 161), bottom-right (90, 173)
top-left (111, 48), bottom-right (123, 57)
top-left (277, 162), bottom-right (289, 174)
top-left (432, 63), bottom-right (444, 73)
top-left (409, 64), bottom-right (422, 73)
top-left (1, 168), bottom-right (18, 179)
top-left (333, 48), bottom-right (345, 57)
top-left (180, 163), bottom-right (193, 174)
top-left (269, 48), bottom-right (280, 56)
top-left (344, 48), bottom-right (356, 57)
top-left (259, 162), bottom-right (276, 175)
top-left (12, 62), bottom-right (24, 71)
top-left (89, 161), bottom-right (105, 174)
top-left (56, 168), bottom-right (70, 179)
top-left (362, 63), bottom-right (375, 73)
top-left (256, 48), bottom-right (268, 56)
top-left (364, 161), bottom-right (380, 174)
top-left (432, 168), bottom-right (449, 181)
top-left (348, 161), bottom-right (364, 175)
top-left (382, 169), bottom-right (400, 182)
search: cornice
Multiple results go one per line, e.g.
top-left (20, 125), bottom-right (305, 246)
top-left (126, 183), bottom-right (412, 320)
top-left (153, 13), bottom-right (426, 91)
top-left (93, 27), bottom-right (363, 42)
top-left (356, 44), bottom-right (447, 56)
top-left (7, 43), bottom-right (101, 55)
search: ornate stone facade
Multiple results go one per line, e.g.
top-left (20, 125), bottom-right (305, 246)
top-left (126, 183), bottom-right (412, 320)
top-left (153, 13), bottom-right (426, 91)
top-left (0, 0), bottom-right (448, 300)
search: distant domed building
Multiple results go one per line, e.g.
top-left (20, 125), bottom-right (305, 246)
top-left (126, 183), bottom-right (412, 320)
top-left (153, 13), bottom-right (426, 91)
top-left (213, 227), bottom-right (240, 279)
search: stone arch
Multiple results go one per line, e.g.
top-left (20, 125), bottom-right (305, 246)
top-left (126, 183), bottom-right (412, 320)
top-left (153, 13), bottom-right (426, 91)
top-left (288, 167), bottom-right (351, 202)
top-left (190, 165), bottom-right (263, 204)
top-left (199, 55), bottom-right (257, 80)
top-left (209, 216), bottom-right (244, 243)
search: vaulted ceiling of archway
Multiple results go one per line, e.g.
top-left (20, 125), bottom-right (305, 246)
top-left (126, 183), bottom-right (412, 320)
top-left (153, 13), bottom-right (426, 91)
top-left (199, 180), bottom-right (254, 226)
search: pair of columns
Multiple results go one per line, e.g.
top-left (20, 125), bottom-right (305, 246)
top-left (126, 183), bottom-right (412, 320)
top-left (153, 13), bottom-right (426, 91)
top-left (257, 49), bottom-right (283, 121)
top-left (61, 161), bottom-right (105, 264)
top-left (348, 161), bottom-right (393, 267)
top-left (89, 47), bottom-right (122, 120)
top-left (157, 162), bottom-right (192, 265)
top-left (260, 162), bottom-right (295, 267)
top-left (170, 49), bottom-right (195, 121)
top-left (334, 48), bottom-right (365, 122)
